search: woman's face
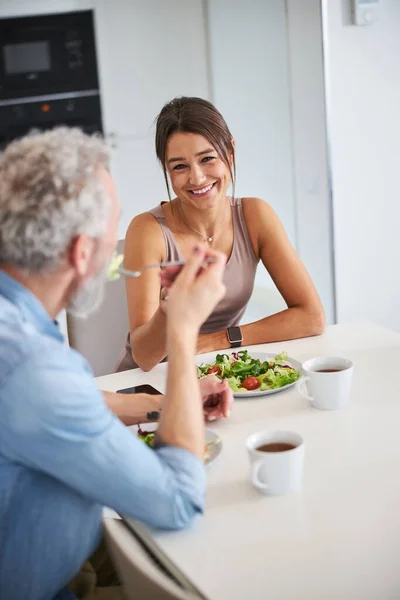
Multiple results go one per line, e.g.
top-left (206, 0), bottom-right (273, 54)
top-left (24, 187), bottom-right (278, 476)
top-left (166, 132), bottom-right (232, 210)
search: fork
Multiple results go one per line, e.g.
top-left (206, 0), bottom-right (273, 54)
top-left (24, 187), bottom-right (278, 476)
top-left (118, 257), bottom-right (217, 279)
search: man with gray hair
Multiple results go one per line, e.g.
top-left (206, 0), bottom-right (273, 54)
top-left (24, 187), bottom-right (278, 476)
top-left (0, 128), bottom-right (231, 600)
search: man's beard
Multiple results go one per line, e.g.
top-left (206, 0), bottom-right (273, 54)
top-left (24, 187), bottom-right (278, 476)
top-left (67, 266), bottom-right (108, 319)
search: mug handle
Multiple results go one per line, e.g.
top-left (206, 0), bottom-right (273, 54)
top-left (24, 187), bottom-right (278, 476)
top-left (296, 377), bottom-right (314, 402)
top-left (251, 460), bottom-right (269, 491)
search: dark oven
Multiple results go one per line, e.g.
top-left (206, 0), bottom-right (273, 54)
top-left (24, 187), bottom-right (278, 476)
top-left (0, 10), bottom-right (103, 147)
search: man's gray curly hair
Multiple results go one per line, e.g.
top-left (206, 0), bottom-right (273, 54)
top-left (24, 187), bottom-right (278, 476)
top-left (0, 127), bottom-right (111, 272)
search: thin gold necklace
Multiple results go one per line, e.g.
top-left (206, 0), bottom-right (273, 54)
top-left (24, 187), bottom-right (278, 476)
top-left (177, 198), bottom-right (229, 243)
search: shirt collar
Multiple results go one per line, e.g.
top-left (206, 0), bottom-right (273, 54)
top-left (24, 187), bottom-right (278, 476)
top-left (0, 269), bottom-right (64, 342)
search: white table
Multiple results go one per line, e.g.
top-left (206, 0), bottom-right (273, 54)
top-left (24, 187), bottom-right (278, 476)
top-left (96, 322), bottom-right (400, 600)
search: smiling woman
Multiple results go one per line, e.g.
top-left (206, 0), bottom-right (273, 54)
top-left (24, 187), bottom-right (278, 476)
top-left (115, 97), bottom-right (325, 373)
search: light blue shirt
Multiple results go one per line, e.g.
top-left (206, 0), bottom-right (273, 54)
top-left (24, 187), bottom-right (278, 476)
top-left (0, 269), bottom-right (205, 600)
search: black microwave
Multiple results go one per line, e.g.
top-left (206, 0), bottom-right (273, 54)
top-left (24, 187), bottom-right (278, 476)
top-left (0, 10), bottom-right (99, 101)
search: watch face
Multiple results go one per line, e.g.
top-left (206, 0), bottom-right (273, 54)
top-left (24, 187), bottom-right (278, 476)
top-left (228, 327), bottom-right (242, 343)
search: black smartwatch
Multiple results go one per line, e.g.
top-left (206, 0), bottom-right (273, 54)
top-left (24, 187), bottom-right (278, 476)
top-left (227, 326), bottom-right (243, 348)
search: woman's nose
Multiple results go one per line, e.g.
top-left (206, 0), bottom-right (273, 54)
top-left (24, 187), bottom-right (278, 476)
top-left (189, 164), bottom-right (207, 186)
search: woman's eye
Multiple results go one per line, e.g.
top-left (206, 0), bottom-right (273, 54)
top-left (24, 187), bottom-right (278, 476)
top-left (173, 163), bottom-right (187, 171)
top-left (202, 156), bottom-right (216, 163)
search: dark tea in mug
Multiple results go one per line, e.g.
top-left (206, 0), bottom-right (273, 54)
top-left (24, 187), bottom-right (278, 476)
top-left (256, 442), bottom-right (296, 453)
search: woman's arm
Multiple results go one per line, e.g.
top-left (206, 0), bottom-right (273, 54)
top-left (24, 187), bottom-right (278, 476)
top-left (197, 198), bottom-right (325, 353)
top-left (123, 213), bottom-right (169, 371)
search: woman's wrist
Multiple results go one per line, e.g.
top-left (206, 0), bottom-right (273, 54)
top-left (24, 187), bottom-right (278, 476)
top-left (197, 329), bottom-right (230, 354)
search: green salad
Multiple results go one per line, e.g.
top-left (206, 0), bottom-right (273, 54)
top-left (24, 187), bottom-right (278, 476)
top-left (137, 425), bottom-right (156, 448)
top-left (137, 425), bottom-right (215, 463)
top-left (108, 251), bottom-right (124, 281)
top-left (198, 350), bottom-right (300, 393)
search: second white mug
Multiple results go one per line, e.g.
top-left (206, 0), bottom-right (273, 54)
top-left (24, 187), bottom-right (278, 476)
top-left (246, 430), bottom-right (304, 495)
top-left (297, 356), bottom-right (353, 410)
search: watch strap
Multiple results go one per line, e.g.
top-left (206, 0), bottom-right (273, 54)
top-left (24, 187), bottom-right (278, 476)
top-left (230, 339), bottom-right (242, 348)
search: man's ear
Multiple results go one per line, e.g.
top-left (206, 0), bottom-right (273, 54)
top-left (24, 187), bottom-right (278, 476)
top-left (69, 234), bottom-right (96, 278)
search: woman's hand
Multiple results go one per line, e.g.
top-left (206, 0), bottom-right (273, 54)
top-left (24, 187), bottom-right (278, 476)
top-left (199, 374), bottom-right (233, 421)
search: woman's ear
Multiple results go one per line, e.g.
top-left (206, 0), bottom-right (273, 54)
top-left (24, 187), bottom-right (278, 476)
top-left (229, 138), bottom-right (236, 165)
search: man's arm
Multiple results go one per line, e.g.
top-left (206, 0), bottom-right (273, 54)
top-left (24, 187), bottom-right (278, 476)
top-left (156, 247), bottom-right (227, 457)
top-left (102, 391), bottom-right (162, 425)
top-left (1, 247), bottom-right (226, 531)
top-left (1, 360), bottom-right (205, 531)
top-left (157, 327), bottom-right (203, 456)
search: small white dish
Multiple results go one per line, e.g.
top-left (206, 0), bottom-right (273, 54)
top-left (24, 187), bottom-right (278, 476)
top-left (130, 423), bottom-right (222, 466)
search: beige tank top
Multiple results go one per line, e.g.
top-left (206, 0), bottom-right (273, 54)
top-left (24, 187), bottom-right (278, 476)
top-left (115, 197), bottom-right (259, 372)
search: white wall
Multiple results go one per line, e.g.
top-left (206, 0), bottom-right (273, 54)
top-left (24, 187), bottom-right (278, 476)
top-left (207, 0), bottom-right (296, 247)
top-left (207, 0), bottom-right (334, 325)
top-left (323, 0), bottom-right (400, 331)
top-left (206, 0), bottom-right (295, 323)
top-left (286, 0), bottom-right (335, 324)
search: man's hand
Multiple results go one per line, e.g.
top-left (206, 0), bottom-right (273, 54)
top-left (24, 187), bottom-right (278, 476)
top-left (199, 374), bottom-right (233, 422)
top-left (162, 247), bottom-right (227, 335)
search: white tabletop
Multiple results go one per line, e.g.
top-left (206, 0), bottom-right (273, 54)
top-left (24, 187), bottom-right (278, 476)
top-left (97, 322), bottom-right (400, 600)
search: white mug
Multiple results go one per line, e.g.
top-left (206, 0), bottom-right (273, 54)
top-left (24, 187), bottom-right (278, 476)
top-left (246, 430), bottom-right (304, 495)
top-left (297, 356), bottom-right (353, 410)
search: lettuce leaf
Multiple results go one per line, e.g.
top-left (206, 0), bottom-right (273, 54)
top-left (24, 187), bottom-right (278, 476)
top-left (108, 252), bottom-right (124, 281)
top-left (227, 376), bottom-right (243, 392)
top-left (259, 367), bottom-right (300, 389)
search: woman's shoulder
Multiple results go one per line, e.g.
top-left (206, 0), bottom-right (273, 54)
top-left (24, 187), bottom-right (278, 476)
top-left (126, 204), bottom-right (168, 236)
top-left (124, 207), bottom-right (167, 256)
top-left (241, 197), bottom-right (278, 226)
top-left (239, 198), bottom-right (283, 255)
top-left (241, 196), bottom-right (272, 211)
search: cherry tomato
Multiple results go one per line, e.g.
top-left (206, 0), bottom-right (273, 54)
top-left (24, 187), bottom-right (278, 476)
top-left (242, 376), bottom-right (260, 391)
top-left (207, 365), bottom-right (221, 376)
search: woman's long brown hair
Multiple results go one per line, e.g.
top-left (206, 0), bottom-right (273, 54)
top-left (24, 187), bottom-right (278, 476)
top-left (155, 96), bottom-right (236, 201)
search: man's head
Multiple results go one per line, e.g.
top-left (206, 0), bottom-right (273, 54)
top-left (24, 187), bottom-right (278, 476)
top-left (0, 127), bottom-right (120, 317)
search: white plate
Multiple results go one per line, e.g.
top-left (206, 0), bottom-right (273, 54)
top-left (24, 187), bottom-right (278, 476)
top-left (198, 351), bottom-right (302, 398)
top-left (131, 423), bottom-right (222, 466)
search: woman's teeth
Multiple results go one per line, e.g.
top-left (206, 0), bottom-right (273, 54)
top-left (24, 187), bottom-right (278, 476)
top-left (191, 183), bottom-right (214, 195)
